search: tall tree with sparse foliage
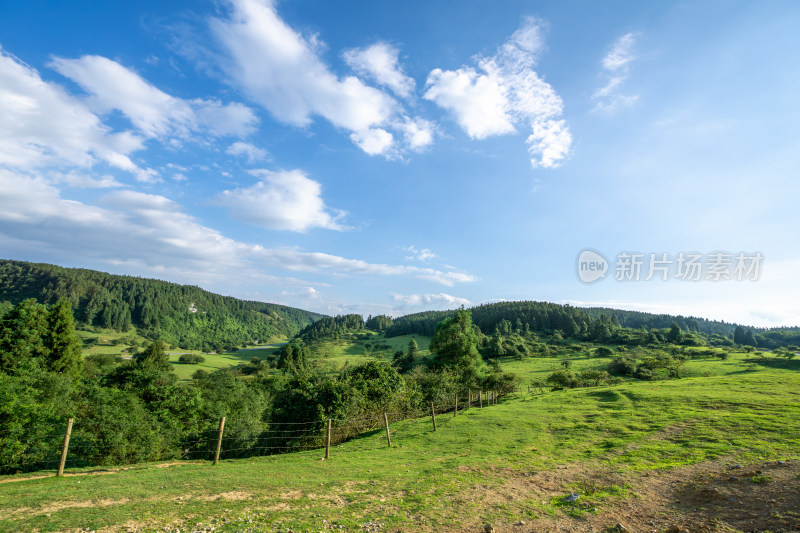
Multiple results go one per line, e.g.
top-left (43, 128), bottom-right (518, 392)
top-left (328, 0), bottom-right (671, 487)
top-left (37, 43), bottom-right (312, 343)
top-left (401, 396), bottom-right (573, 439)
top-left (429, 308), bottom-right (484, 385)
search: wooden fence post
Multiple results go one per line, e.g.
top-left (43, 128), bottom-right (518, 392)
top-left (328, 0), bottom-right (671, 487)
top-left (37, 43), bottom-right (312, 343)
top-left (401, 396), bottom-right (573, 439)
top-left (453, 394), bottom-right (458, 416)
top-left (431, 402), bottom-right (437, 431)
top-left (56, 418), bottom-right (73, 477)
top-left (213, 416), bottom-right (226, 465)
top-left (383, 413), bottom-right (392, 447)
top-left (479, 390), bottom-right (483, 408)
top-left (325, 418), bottom-right (331, 460)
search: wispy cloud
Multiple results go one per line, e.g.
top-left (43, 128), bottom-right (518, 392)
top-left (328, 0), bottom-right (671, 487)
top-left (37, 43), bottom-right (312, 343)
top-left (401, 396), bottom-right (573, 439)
top-left (391, 292), bottom-right (472, 311)
top-left (593, 32), bottom-right (639, 112)
top-left (424, 17), bottom-right (571, 169)
top-left (343, 42), bottom-right (415, 99)
top-left (0, 47), bottom-right (151, 180)
top-left (206, 0), bottom-right (439, 159)
top-left (50, 54), bottom-right (258, 139)
top-left (226, 141), bottom-right (268, 162)
top-left (0, 170), bottom-right (476, 287)
top-left (403, 245), bottom-right (436, 261)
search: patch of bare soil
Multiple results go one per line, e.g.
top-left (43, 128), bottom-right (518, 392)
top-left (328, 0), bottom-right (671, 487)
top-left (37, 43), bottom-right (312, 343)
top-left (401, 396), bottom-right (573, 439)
top-left (198, 491), bottom-right (253, 501)
top-left (462, 459), bottom-right (800, 533)
top-left (0, 460), bottom-right (202, 484)
top-left (4, 498), bottom-right (131, 520)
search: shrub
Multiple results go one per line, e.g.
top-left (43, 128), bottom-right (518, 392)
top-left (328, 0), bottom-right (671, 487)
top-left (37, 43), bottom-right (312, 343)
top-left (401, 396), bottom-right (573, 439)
top-left (178, 353), bottom-right (205, 364)
top-left (594, 346), bottom-right (614, 357)
top-left (546, 369), bottom-right (579, 389)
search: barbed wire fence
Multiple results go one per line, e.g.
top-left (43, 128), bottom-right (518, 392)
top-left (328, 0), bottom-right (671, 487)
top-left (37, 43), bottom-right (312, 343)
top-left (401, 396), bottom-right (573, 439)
top-left (0, 388), bottom-right (510, 477)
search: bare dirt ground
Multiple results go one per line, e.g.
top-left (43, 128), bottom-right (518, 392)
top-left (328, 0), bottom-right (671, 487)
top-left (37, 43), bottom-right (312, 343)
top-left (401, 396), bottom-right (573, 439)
top-left (466, 459), bottom-right (800, 533)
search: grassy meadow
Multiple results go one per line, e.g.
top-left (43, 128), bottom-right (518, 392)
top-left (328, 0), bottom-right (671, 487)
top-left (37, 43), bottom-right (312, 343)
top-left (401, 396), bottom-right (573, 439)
top-left (2, 347), bottom-right (798, 532)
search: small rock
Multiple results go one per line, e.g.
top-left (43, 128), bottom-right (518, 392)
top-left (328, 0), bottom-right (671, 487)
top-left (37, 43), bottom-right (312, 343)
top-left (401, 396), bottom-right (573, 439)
top-left (563, 493), bottom-right (580, 503)
top-left (613, 523), bottom-right (627, 532)
top-left (778, 460), bottom-right (786, 465)
top-left (731, 464), bottom-right (743, 469)
top-left (484, 524), bottom-right (494, 533)
top-left (515, 521), bottom-right (526, 526)
top-left (729, 476), bottom-right (738, 481)
top-left (667, 526), bottom-right (689, 533)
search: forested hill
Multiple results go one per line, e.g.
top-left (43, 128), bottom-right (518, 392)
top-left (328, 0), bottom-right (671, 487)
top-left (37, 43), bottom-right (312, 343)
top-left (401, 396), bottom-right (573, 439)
top-left (579, 307), bottom-right (737, 336)
top-left (0, 260), bottom-right (324, 349)
top-left (382, 301), bottom-right (795, 347)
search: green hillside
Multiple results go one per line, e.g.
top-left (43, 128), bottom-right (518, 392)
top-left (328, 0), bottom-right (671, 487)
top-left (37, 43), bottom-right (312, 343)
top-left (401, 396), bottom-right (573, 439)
top-left (0, 259), bottom-right (324, 349)
top-left (1, 352), bottom-right (797, 532)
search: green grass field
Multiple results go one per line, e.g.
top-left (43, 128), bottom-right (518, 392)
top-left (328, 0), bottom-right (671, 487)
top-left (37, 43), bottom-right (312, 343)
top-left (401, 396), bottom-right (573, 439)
top-left (2, 350), bottom-right (798, 532)
top-left (168, 346), bottom-right (285, 380)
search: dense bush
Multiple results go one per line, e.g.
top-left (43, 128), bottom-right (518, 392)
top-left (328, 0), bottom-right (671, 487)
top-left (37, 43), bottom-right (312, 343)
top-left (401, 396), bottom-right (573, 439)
top-left (178, 353), bottom-right (206, 364)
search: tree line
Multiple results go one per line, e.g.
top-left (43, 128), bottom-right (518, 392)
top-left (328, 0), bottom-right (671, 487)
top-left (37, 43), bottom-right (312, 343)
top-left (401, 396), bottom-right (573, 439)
top-left (0, 260), bottom-right (323, 350)
top-left (0, 301), bottom-right (516, 474)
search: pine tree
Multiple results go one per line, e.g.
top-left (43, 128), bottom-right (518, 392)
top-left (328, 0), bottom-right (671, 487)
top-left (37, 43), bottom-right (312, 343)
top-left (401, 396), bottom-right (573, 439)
top-left (744, 329), bottom-right (758, 347)
top-left (733, 326), bottom-right (746, 345)
top-left (0, 299), bottom-right (49, 376)
top-left (45, 299), bottom-right (83, 380)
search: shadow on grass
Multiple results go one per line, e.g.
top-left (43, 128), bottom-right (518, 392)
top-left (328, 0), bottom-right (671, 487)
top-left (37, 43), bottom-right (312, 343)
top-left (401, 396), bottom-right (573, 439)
top-left (585, 390), bottom-right (625, 403)
top-left (746, 356), bottom-right (800, 371)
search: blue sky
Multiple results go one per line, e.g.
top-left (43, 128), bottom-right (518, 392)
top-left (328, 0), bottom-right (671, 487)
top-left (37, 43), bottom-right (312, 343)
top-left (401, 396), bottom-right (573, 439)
top-left (1, 0), bottom-right (798, 326)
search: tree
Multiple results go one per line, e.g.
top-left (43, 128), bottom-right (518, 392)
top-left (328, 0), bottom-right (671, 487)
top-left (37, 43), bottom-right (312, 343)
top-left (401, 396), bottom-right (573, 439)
top-left (0, 299), bottom-right (49, 377)
top-left (733, 326), bottom-right (746, 345)
top-left (666, 322), bottom-right (682, 343)
top-left (45, 299), bottom-right (83, 380)
top-left (134, 341), bottom-right (172, 372)
top-left (744, 329), bottom-right (758, 347)
top-left (403, 338), bottom-right (418, 372)
top-left (407, 338), bottom-right (419, 359)
top-left (429, 309), bottom-right (484, 385)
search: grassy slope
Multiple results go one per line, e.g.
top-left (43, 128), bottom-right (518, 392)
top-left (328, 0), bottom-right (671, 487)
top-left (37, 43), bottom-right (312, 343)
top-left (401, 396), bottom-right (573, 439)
top-left (1, 352), bottom-right (798, 532)
top-left (76, 327), bottom-right (287, 380)
top-left (308, 333), bottom-right (431, 374)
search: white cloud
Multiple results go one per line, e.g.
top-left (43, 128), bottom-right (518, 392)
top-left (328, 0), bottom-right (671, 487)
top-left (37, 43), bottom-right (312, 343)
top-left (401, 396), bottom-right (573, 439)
top-left (593, 32), bottom-right (639, 112)
top-left (217, 169), bottom-right (345, 232)
top-left (350, 128), bottom-right (394, 156)
top-left (261, 248), bottom-right (477, 286)
top-left (396, 117), bottom-right (435, 151)
top-left (50, 55), bottom-right (258, 138)
top-left (0, 47), bottom-right (150, 178)
top-left (403, 245), bottom-right (436, 261)
top-left (527, 119), bottom-right (571, 169)
top-left (602, 33), bottom-right (637, 71)
top-left (424, 17), bottom-right (570, 168)
top-left (342, 42), bottom-right (415, 98)
top-left (391, 292), bottom-right (472, 310)
top-left (208, 0), bottom-right (398, 155)
top-left (226, 141), bottom-right (268, 162)
top-left (424, 67), bottom-right (513, 139)
top-left (48, 171), bottom-right (125, 189)
top-left (0, 169), bottom-right (477, 288)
